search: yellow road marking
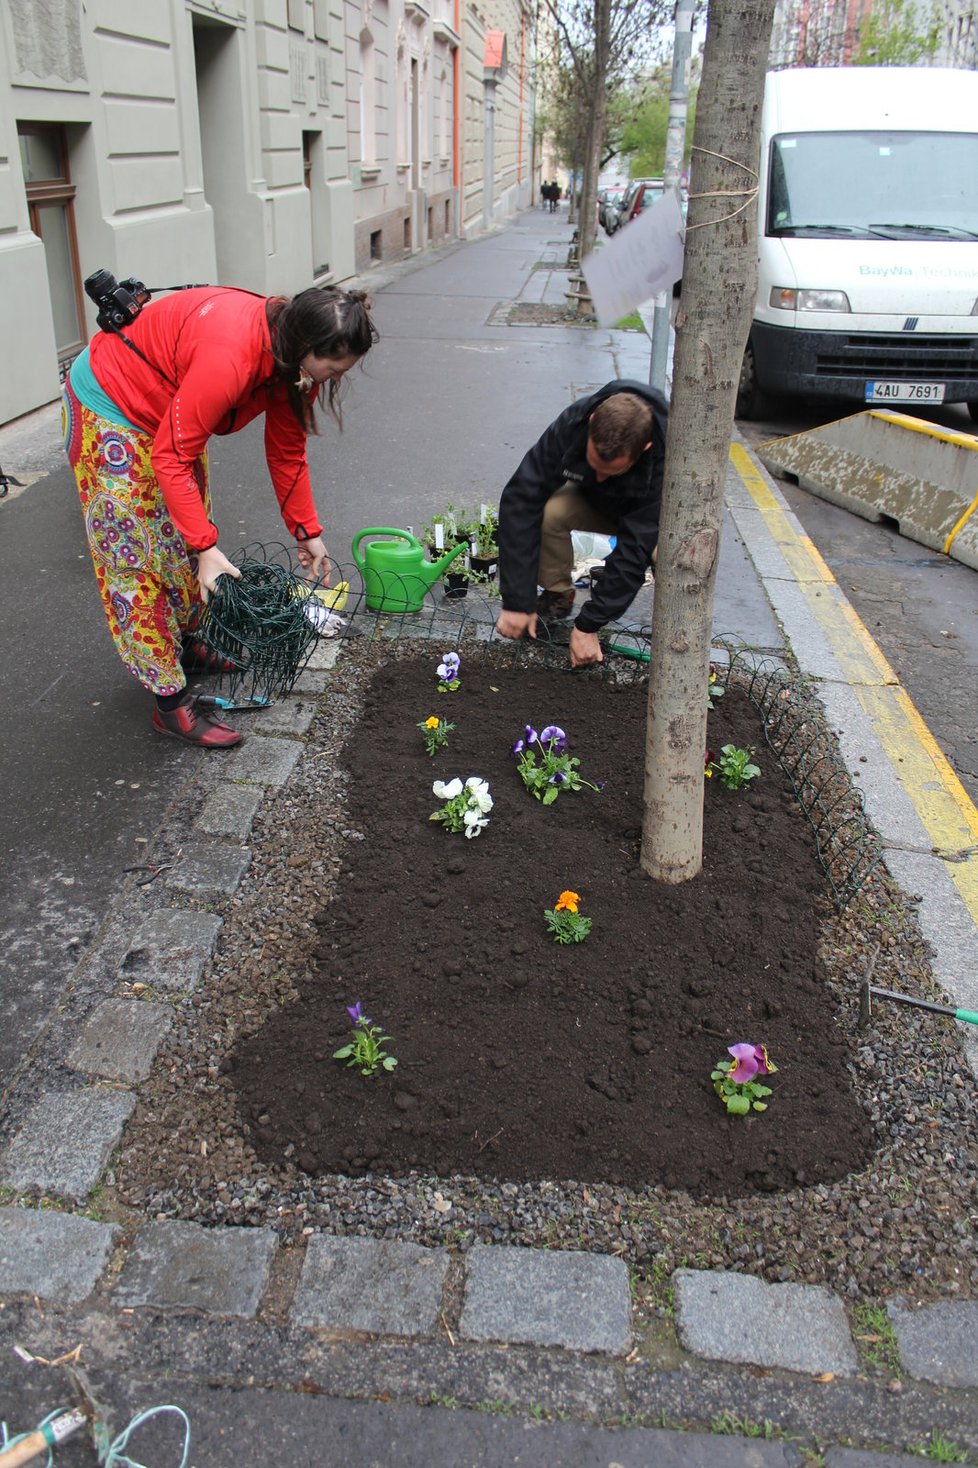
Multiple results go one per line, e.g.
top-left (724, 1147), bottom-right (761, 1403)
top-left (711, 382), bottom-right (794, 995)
top-left (729, 442), bottom-right (978, 921)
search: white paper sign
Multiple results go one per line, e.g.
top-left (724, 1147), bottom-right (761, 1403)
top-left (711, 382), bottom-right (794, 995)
top-left (581, 188), bottom-right (686, 327)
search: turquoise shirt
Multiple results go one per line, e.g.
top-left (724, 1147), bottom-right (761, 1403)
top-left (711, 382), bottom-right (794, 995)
top-left (68, 346), bottom-right (143, 433)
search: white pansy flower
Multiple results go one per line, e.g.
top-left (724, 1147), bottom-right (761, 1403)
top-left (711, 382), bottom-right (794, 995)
top-left (433, 777), bottom-right (462, 800)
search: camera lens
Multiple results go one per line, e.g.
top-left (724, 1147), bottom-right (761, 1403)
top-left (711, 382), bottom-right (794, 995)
top-left (84, 268), bottom-right (115, 301)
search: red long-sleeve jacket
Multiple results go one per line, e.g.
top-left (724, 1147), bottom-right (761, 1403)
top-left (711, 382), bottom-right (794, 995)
top-left (87, 287), bottom-right (321, 552)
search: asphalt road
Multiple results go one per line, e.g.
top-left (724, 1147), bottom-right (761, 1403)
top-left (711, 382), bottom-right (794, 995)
top-left (736, 399), bottom-right (978, 810)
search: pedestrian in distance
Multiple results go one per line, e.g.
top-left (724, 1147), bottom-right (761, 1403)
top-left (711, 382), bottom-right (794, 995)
top-left (63, 281), bottom-right (378, 747)
top-left (548, 181), bottom-right (561, 213)
top-left (541, 180), bottom-right (553, 210)
top-left (494, 381), bottom-right (668, 669)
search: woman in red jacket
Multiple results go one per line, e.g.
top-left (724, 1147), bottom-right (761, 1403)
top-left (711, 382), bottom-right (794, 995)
top-left (63, 284), bottom-right (377, 747)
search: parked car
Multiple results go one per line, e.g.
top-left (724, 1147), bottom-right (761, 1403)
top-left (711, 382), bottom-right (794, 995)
top-left (596, 185), bottom-right (626, 233)
top-left (605, 177), bottom-right (665, 234)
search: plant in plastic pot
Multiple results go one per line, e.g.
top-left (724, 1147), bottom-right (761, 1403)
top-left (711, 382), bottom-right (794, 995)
top-left (468, 503), bottom-right (499, 583)
top-left (420, 504), bottom-right (471, 599)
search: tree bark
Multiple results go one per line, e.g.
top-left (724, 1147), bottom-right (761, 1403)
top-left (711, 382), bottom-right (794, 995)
top-left (640, 0), bottom-right (776, 884)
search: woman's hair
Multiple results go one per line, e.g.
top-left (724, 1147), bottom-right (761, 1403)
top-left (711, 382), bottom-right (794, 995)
top-left (588, 393), bottom-right (653, 463)
top-left (269, 286), bottom-right (379, 431)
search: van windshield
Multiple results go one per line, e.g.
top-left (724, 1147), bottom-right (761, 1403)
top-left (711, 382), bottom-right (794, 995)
top-left (767, 131), bottom-right (978, 239)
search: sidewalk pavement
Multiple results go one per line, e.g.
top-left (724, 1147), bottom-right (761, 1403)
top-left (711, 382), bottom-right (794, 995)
top-left (1, 207), bottom-right (977, 1465)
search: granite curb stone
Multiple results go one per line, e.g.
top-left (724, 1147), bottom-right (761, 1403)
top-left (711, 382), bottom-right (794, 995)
top-left (888, 1298), bottom-right (978, 1387)
top-left (675, 1269), bottom-right (860, 1376)
top-left (293, 1235), bottom-right (450, 1336)
top-left (226, 734), bottom-right (303, 786)
top-left (165, 840), bottom-right (251, 899)
top-left (0, 1090), bottom-right (136, 1202)
top-left (113, 1218), bottom-right (278, 1318)
top-left (252, 699), bottom-right (317, 735)
top-left (66, 997), bottom-right (172, 1083)
top-left (121, 907), bottom-right (223, 994)
top-left (459, 1243), bottom-right (632, 1355)
top-left (196, 783), bottom-right (264, 839)
top-left (0, 1206), bottom-right (120, 1303)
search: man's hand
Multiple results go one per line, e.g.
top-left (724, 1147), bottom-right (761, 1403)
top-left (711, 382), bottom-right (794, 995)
top-left (495, 609), bottom-right (538, 641)
top-left (296, 535), bottom-right (330, 583)
top-left (569, 627), bottom-right (604, 668)
top-left (196, 545), bottom-right (241, 604)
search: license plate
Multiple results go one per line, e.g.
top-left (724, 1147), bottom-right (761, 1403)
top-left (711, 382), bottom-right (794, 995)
top-left (865, 380), bottom-right (945, 404)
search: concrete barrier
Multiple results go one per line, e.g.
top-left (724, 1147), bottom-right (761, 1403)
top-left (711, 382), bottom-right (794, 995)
top-left (756, 410), bottom-right (978, 572)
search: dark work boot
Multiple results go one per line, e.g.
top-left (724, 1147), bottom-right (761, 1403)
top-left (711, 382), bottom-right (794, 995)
top-left (535, 589), bottom-right (576, 623)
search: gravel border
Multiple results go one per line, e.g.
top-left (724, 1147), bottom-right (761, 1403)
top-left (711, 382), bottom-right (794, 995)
top-left (107, 634), bottom-right (978, 1312)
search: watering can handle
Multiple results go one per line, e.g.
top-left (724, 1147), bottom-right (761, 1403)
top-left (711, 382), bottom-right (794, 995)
top-left (350, 527), bottom-right (421, 571)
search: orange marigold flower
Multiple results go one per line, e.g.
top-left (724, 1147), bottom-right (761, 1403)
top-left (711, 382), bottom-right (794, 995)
top-left (425, 716), bottom-right (440, 729)
top-left (555, 890), bottom-right (580, 913)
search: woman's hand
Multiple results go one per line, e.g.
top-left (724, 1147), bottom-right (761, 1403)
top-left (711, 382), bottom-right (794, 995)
top-left (196, 545), bottom-right (241, 603)
top-left (296, 535), bottom-right (330, 584)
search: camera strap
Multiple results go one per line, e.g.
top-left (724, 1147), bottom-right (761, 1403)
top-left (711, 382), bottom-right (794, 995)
top-left (109, 329), bottom-right (178, 390)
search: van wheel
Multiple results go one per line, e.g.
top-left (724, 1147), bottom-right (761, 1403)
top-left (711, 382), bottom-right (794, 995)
top-left (735, 341), bottom-right (767, 420)
top-left (967, 401), bottom-right (978, 425)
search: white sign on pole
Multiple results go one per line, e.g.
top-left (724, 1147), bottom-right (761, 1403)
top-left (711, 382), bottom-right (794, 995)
top-left (581, 189), bottom-right (686, 327)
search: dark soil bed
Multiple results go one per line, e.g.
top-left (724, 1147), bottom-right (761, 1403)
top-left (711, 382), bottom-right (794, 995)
top-left (231, 656), bottom-right (875, 1196)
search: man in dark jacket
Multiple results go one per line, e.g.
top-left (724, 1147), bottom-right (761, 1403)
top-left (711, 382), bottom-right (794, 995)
top-left (495, 380), bottom-right (668, 668)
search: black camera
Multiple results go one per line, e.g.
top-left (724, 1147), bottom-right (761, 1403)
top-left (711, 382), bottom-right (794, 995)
top-left (84, 268), bottom-right (152, 332)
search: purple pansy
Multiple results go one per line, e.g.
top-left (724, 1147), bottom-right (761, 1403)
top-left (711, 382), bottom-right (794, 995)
top-left (727, 1042), bottom-right (770, 1084)
top-left (524, 723), bottom-right (539, 743)
top-left (509, 738), bottom-right (525, 758)
top-left (346, 1000), bottom-right (371, 1026)
top-left (540, 724), bottom-right (566, 750)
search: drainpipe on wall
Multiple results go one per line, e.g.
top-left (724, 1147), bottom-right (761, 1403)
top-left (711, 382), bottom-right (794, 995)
top-left (454, 0), bottom-right (461, 236)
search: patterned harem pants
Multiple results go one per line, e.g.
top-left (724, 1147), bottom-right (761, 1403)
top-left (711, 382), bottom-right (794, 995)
top-left (63, 375), bottom-right (209, 697)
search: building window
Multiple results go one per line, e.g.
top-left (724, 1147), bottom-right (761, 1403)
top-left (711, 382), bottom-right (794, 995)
top-left (18, 122), bottom-right (84, 365)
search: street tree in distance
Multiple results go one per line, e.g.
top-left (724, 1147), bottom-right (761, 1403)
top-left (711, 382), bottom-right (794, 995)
top-left (541, 0), bottom-right (667, 258)
top-left (640, 0), bottom-right (777, 884)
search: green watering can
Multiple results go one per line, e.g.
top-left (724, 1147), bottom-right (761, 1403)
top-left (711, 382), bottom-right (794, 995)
top-left (351, 527), bottom-right (469, 613)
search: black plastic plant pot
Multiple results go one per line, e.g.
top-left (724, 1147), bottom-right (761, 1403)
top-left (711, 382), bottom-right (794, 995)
top-left (443, 571), bottom-right (469, 600)
top-left (469, 555), bottom-right (497, 581)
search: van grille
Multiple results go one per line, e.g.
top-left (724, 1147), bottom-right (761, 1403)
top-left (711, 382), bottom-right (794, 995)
top-left (815, 335), bottom-right (978, 381)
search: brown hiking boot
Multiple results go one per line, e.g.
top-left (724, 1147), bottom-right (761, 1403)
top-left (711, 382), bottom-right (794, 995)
top-left (535, 589), bottom-right (576, 623)
top-left (152, 698), bottom-right (242, 749)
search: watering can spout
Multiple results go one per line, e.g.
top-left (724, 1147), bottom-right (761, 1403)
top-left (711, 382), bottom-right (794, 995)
top-left (351, 526), bottom-right (468, 613)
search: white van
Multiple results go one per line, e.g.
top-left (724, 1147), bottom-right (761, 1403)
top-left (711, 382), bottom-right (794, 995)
top-left (737, 66), bottom-right (978, 422)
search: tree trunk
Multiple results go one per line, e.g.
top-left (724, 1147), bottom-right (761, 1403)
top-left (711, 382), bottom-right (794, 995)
top-left (640, 0), bottom-right (776, 884)
top-left (578, 0), bottom-right (611, 259)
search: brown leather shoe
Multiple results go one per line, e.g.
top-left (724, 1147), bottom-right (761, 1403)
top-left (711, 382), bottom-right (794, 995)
top-left (535, 589), bottom-right (576, 623)
top-left (152, 699), bottom-right (242, 749)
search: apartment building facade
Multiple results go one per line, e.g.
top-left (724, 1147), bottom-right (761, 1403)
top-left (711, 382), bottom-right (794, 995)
top-left (0, 0), bottom-right (537, 426)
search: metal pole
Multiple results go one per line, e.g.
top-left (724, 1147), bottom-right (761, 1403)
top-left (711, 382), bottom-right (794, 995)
top-left (649, 0), bottom-right (695, 393)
